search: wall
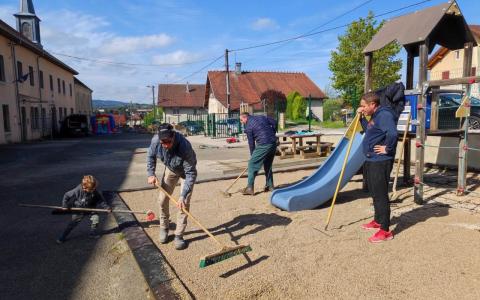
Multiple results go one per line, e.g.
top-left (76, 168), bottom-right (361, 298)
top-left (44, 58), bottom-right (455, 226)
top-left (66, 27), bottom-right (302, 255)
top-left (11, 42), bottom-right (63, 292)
top-left (208, 94), bottom-right (227, 114)
top-left (0, 34), bottom-right (76, 144)
top-left (74, 83), bottom-right (92, 116)
top-left (163, 107), bottom-right (206, 124)
top-left (308, 99), bottom-right (323, 122)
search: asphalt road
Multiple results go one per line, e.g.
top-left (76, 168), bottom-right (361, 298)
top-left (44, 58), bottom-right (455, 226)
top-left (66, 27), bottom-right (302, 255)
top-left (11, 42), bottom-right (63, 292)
top-left (0, 133), bottom-right (153, 300)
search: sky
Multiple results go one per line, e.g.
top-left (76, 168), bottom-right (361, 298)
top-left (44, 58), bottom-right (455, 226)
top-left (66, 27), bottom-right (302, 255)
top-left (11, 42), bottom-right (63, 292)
top-left (0, 0), bottom-right (479, 103)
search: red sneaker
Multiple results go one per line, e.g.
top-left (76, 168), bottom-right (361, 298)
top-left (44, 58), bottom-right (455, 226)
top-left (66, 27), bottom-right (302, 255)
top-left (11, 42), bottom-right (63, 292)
top-left (368, 229), bottom-right (394, 243)
top-left (361, 220), bottom-right (381, 230)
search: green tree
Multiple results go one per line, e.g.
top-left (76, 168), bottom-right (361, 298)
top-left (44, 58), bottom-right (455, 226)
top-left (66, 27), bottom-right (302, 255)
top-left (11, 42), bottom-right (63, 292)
top-left (287, 91), bottom-right (306, 120)
top-left (329, 12), bottom-right (402, 108)
top-left (143, 107), bottom-right (164, 127)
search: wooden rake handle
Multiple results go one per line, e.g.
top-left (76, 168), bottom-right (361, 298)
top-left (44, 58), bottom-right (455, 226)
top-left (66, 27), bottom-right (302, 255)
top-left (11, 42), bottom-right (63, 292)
top-left (392, 112), bottom-right (412, 196)
top-left (18, 203), bottom-right (150, 214)
top-left (155, 183), bottom-right (226, 248)
top-left (225, 166), bottom-right (248, 193)
top-left (324, 113), bottom-right (361, 230)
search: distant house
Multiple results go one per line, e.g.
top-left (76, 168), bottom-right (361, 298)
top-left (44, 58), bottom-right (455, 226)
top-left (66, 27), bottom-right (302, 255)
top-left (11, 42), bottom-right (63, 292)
top-left (158, 83), bottom-right (206, 124)
top-left (74, 77), bottom-right (93, 117)
top-left (204, 64), bottom-right (326, 120)
top-left (428, 25), bottom-right (480, 96)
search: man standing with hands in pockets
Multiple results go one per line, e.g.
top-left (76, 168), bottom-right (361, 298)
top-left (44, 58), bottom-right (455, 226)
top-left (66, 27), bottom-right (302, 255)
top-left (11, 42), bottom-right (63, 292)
top-left (147, 123), bottom-right (197, 250)
top-left (357, 92), bottom-right (398, 243)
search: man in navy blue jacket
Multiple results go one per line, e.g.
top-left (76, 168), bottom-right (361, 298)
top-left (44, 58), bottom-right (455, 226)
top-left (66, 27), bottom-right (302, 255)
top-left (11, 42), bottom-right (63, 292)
top-left (240, 112), bottom-right (277, 195)
top-left (147, 123), bottom-right (197, 250)
top-left (357, 92), bottom-right (397, 243)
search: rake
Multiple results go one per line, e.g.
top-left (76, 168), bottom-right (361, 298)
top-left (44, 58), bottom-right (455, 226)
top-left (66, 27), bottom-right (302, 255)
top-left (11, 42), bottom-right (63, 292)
top-left (18, 203), bottom-right (156, 221)
top-left (221, 166), bottom-right (248, 197)
top-left (155, 183), bottom-right (252, 268)
top-left (391, 111), bottom-right (411, 201)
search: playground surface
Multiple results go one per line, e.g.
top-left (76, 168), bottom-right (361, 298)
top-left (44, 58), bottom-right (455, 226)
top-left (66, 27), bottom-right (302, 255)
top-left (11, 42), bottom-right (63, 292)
top-left (121, 169), bottom-right (480, 300)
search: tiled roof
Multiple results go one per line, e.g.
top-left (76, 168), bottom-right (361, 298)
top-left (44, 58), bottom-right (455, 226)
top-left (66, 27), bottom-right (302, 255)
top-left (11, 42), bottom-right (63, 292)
top-left (428, 25), bottom-right (480, 69)
top-left (206, 71), bottom-right (325, 110)
top-left (0, 19), bottom-right (78, 75)
top-left (158, 84), bottom-right (206, 108)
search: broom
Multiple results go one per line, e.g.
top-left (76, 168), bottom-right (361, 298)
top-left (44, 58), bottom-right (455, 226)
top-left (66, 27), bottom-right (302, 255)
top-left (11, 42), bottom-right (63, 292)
top-left (155, 183), bottom-right (252, 268)
top-left (18, 203), bottom-right (156, 221)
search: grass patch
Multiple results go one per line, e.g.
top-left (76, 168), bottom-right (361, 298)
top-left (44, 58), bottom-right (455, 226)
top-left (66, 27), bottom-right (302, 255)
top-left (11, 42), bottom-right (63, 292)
top-left (321, 121), bottom-right (346, 128)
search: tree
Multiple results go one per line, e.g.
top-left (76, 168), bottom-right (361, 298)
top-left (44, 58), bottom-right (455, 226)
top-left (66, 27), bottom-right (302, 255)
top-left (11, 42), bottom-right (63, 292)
top-left (260, 89), bottom-right (287, 119)
top-left (286, 91), bottom-right (306, 121)
top-left (143, 106), bottom-right (164, 127)
top-left (329, 12), bottom-right (402, 108)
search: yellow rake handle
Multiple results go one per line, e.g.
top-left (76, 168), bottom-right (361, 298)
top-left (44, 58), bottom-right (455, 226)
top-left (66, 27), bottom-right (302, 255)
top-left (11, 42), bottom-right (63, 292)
top-left (155, 183), bottom-right (225, 248)
top-left (225, 166), bottom-right (248, 193)
top-left (324, 113), bottom-right (361, 230)
top-left (392, 112), bottom-right (411, 197)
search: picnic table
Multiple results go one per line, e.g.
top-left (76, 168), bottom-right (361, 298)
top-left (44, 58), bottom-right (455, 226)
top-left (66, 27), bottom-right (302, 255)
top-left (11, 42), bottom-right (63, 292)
top-left (276, 132), bottom-right (332, 159)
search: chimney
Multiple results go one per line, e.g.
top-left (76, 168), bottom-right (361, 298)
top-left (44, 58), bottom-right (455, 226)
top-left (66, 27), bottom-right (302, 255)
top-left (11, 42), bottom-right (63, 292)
top-left (186, 81), bottom-right (190, 93)
top-left (235, 62), bottom-right (242, 75)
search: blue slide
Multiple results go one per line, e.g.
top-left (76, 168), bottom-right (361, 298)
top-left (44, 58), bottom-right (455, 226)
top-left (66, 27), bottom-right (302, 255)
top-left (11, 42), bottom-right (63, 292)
top-left (270, 132), bottom-right (366, 211)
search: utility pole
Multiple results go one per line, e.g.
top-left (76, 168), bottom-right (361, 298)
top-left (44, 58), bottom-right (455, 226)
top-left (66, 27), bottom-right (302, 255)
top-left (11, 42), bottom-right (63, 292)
top-left (308, 94), bottom-right (312, 132)
top-left (225, 49), bottom-right (230, 115)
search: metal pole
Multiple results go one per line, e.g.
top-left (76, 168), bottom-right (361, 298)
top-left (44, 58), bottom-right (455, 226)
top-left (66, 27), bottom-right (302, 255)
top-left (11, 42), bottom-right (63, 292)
top-left (308, 94), bottom-right (312, 132)
top-left (225, 49), bottom-right (230, 115)
top-left (151, 85), bottom-right (156, 121)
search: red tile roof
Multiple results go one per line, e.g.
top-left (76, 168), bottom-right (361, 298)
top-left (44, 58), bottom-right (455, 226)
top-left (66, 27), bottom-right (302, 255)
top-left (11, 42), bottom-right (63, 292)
top-left (158, 84), bottom-right (206, 108)
top-left (428, 25), bottom-right (480, 70)
top-left (206, 71), bottom-right (325, 110)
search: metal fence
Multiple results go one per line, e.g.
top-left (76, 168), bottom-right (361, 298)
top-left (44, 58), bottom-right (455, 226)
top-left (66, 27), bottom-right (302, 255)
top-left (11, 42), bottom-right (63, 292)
top-left (184, 113), bottom-right (244, 138)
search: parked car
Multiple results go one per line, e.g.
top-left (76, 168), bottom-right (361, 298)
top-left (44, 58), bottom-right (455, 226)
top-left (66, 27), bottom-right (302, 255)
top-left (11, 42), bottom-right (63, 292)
top-left (437, 92), bottom-right (480, 130)
top-left (61, 114), bottom-right (89, 137)
top-left (216, 118), bottom-right (240, 136)
top-left (178, 120), bottom-right (204, 135)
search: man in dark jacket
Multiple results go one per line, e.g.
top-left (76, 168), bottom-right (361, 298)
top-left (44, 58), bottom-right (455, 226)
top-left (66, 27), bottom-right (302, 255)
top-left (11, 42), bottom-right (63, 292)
top-left (357, 92), bottom-right (397, 243)
top-left (56, 175), bottom-right (110, 244)
top-left (147, 123), bottom-right (197, 250)
top-left (240, 112), bottom-right (277, 195)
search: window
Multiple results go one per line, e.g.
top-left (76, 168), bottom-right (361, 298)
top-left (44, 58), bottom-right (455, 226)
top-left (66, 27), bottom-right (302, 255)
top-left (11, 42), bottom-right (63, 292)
top-left (0, 55), bottom-right (5, 82)
top-left (59, 107), bottom-right (63, 120)
top-left (34, 107), bottom-right (39, 129)
top-left (57, 78), bottom-right (61, 93)
top-left (2, 105), bottom-right (10, 132)
top-left (41, 108), bottom-right (46, 130)
top-left (64, 107), bottom-right (67, 118)
top-left (70, 108), bottom-right (74, 115)
top-left (441, 71), bottom-right (450, 80)
top-left (455, 50), bottom-right (460, 60)
top-left (69, 83), bottom-right (72, 97)
top-left (49, 75), bottom-right (53, 91)
top-left (472, 67), bottom-right (477, 76)
top-left (29, 66), bottom-right (34, 86)
top-left (62, 80), bottom-right (65, 94)
top-left (173, 108), bottom-right (180, 115)
top-left (30, 107), bottom-right (34, 129)
top-left (39, 70), bottom-right (44, 89)
top-left (17, 61), bottom-right (23, 78)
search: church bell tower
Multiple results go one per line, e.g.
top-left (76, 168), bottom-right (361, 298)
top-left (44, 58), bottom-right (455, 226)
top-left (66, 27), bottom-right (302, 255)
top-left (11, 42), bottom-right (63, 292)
top-left (14, 0), bottom-right (42, 46)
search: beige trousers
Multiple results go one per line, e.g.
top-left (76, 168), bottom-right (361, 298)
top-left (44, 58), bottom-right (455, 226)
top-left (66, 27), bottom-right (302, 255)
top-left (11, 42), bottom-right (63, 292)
top-left (158, 168), bottom-right (193, 236)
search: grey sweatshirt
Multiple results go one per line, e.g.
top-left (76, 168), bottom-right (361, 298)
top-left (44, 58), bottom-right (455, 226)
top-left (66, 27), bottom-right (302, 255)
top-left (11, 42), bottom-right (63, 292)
top-left (62, 184), bottom-right (109, 209)
top-left (147, 132), bottom-right (197, 198)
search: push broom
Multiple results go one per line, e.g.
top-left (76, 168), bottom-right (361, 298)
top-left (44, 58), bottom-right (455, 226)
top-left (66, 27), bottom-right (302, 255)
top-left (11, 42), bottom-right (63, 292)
top-left (155, 183), bottom-right (252, 268)
top-left (18, 203), bottom-right (156, 221)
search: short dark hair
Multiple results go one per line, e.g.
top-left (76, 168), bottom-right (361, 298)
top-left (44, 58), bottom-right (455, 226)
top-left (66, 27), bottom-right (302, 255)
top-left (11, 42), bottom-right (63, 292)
top-left (240, 112), bottom-right (250, 117)
top-left (157, 123), bottom-right (174, 139)
top-left (361, 92), bottom-right (380, 105)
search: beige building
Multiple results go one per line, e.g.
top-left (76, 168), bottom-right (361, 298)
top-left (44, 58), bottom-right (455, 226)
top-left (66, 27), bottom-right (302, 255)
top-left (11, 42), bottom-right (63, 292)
top-left (0, 1), bottom-right (89, 144)
top-left (74, 77), bottom-right (93, 116)
top-left (428, 25), bottom-right (480, 96)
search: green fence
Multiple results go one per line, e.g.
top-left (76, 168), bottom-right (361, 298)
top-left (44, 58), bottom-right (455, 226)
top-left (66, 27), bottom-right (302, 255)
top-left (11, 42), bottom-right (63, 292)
top-left (184, 113), bottom-right (244, 138)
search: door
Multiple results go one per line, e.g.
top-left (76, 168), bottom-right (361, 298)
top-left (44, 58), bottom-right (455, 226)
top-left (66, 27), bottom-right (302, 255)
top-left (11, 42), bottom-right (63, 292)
top-left (21, 106), bottom-right (27, 141)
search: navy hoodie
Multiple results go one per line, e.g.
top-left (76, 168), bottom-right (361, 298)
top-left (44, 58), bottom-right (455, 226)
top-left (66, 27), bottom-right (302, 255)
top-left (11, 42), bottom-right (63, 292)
top-left (360, 106), bottom-right (398, 162)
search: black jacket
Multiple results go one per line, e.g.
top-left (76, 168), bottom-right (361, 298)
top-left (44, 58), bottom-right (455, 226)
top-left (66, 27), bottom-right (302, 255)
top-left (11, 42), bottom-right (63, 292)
top-left (375, 82), bottom-right (405, 122)
top-left (62, 184), bottom-right (109, 209)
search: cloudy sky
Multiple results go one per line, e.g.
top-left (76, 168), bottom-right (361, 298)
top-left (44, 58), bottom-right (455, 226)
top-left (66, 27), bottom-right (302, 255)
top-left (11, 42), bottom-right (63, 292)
top-left (0, 0), bottom-right (479, 103)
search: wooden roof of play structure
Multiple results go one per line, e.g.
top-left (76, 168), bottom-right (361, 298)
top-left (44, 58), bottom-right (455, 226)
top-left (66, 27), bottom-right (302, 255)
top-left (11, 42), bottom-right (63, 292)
top-left (363, 1), bottom-right (477, 56)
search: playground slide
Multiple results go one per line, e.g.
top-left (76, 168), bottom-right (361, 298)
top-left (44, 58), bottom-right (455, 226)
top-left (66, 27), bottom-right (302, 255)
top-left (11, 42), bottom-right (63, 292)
top-left (270, 132), bottom-right (366, 211)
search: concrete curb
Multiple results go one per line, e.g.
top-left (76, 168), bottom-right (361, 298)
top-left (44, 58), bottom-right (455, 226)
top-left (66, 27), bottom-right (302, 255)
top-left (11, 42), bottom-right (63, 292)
top-left (116, 162), bottom-right (322, 193)
top-left (104, 191), bottom-right (193, 300)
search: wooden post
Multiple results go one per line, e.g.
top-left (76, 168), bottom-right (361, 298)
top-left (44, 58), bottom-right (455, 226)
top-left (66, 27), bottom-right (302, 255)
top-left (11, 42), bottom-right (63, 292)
top-left (414, 42), bottom-right (429, 204)
top-left (404, 52), bottom-right (414, 185)
top-left (364, 53), bottom-right (373, 92)
top-left (430, 87), bottom-right (439, 131)
top-left (458, 42), bottom-right (474, 195)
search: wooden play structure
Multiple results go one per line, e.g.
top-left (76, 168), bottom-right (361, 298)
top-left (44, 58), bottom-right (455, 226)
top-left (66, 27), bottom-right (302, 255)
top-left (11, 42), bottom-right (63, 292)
top-left (363, 1), bottom-right (480, 203)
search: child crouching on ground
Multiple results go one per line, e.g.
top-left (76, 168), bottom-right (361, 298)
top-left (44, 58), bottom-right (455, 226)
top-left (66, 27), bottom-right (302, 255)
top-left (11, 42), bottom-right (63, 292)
top-left (56, 175), bottom-right (111, 244)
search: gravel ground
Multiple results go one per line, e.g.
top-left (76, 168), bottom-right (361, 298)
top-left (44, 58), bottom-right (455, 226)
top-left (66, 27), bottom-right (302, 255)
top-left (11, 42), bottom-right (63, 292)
top-left (121, 170), bottom-right (480, 300)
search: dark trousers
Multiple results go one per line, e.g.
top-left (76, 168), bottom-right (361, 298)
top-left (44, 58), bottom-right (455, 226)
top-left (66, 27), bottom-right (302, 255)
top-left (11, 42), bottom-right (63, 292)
top-left (247, 143), bottom-right (277, 189)
top-left (365, 160), bottom-right (393, 231)
top-left (59, 213), bottom-right (99, 240)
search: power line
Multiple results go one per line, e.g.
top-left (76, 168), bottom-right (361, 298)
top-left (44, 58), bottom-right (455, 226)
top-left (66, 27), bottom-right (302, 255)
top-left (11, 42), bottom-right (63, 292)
top-left (171, 54), bottom-right (224, 83)
top-left (242, 0), bottom-right (375, 65)
top-left (50, 51), bottom-right (217, 68)
top-left (230, 0), bottom-right (432, 52)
